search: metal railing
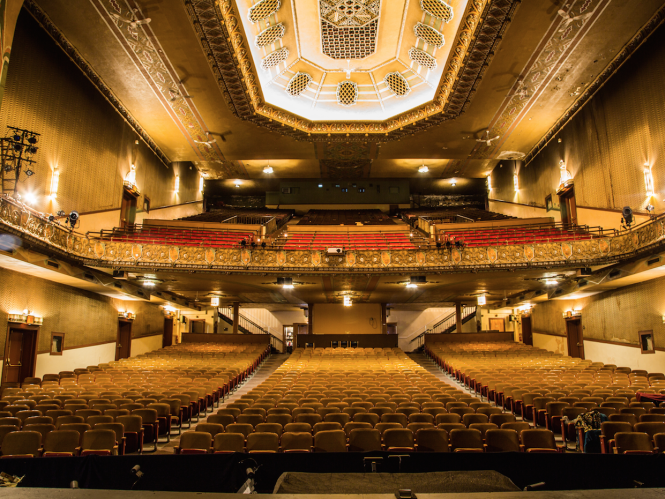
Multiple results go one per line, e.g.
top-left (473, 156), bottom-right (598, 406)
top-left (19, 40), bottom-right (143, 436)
top-left (410, 305), bottom-right (477, 349)
top-left (437, 221), bottom-right (614, 246)
top-left (88, 224), bottom-right (258, 245)
top-left (218, 306), bottom-right (284, 352)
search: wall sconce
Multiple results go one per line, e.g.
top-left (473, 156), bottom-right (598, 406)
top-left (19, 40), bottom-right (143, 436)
top-left (477, 294), bottom-right (486, 306)
top-left (562, 310), bottom-right (582, 319)
top-left (211, 297), bottom-right (220, 307)
top-left (450, 179), bottom-right (457, 187)
top-left (8, 310), bottom-right (43, 325)
top-left (343, 295), bottom-right (352, 307)
top-left (513, 170), bottom-right (519, 192)
top-left (263, 161), bottom-right (273, 174)
top-left (49, 167), bottom-right (60, 200)
top-left (118, 311), bottom-right (136, 320)
top-left (174, 175), bottom-right (180, 193)
top-left (661, 315), bottom-right (665, 324)
top-left (644, 163), bottom-right (654, 197)
top-left (418, 163), bottom-right (429, 173)
top-left (487, 174), bottom-right (491, 191)
top-left (199, 175), bottom-right (204, 193)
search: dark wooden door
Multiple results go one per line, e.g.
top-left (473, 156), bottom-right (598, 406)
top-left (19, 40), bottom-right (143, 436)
top-left (3, 327), bottom-right (38, 383)
top-left (566, 319), bottom-right (584, 359)
top-left (296, 323), bottom-right (308, 335)
top-left (386, 323), bottom-right (397, 335)
top-left (120, 190), bottom-right (138, 228)
top-left (163, 318), bottom-right (174, 348)
top-left (116, 320), bottom-right (132, 360)
top-left (559, 187), bottom-right (577, 226)
top-left (522, 316), bottom-right (533, 346)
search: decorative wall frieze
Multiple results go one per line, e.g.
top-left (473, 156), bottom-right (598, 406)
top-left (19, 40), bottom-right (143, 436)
top-left (2, 197), bottom-right (665, 274)
top-left (184, 0), bottom-right (518, 142)
top-left (524, 1), bottom-right (665, 165)
top-left (23, 0), bottom-right (171, 166)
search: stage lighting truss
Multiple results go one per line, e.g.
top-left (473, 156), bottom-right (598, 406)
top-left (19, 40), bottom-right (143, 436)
top-left (1, 126), bottom-right (41, 196)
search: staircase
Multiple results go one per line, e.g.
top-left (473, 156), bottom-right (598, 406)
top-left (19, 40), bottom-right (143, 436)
top-left (409, 306), bottom-right (477, 351)
top-left (218, 306), bottom-right (284, 352)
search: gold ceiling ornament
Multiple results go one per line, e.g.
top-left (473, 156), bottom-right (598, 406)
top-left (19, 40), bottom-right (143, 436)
top-left (337, 80), bottom-right (359, 106)
top-left (384, 72), bottom-right (411, 97)
top-left (409, 47), bottom-right (437, 69)
top-left (414, 22), bottom-right (445, 48)
top-left (261, 47), bottom-right (289, 70)
top-left (419, 0), bottom-right (454, 21)
top-left (255, 23), bottom-right (285, 47)
top-left (248, 0), bottom-right (281, 23)
top-left (286, 72), bottom-right (313, 96)
top-left (319, 0), bottom-right (381, 59)
top-left (212, 0), bottom-right (503, 138)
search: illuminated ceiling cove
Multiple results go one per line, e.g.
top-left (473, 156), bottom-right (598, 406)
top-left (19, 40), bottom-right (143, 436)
top-left (239, 0), bottom-right (468, 122)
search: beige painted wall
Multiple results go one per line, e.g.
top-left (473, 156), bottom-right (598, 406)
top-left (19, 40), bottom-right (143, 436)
top-left (313, 303), bottom-right (382, 335)
top-left (35, 342), bottom-right (116, 379)
top-left (78, 201), bottom-right (203, 234)
top-left (584, 339), bottom-right (665, 372)
top-left (533, 332), bottom-right (567, 356)
top-left (131, 334), bottom-right (163, 357)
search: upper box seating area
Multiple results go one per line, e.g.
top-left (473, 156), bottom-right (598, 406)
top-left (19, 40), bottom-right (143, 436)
top-left (0, 343), bottom-right (268, 456)
top-left (283, 231), bottom-right (416, 250)
top-left (297, 209), bottom-right (395, 226)
top-left (402, 208), bottom-right (514, 223)
top-left (180, 208), bottom-right (293, 224)
top-left (100, 226), bottom-right (255, 248)
top-left (440, 224), bottom-right (596, 247)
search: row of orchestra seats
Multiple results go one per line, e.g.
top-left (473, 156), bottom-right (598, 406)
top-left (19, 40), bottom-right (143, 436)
top-left (283, 232), bottom-right (416, 250)
top-left (427, 341), bottom-right (665, 454)
top-left (101, 226), bottom-right (256, 248)
top-left (0, 343), bottom-right (268, 457)
top-left (402, 208), bottom-right (514, 223)
top-left (179, 209), bottom-right (293, 224)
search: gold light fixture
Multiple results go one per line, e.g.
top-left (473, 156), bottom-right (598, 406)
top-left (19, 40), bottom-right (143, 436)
top-left (644, 162), bottom-right (654, 197)
top-left (8, 310), bottom-right (43, 325)
top-left (174, 175), bottom-right (180, 193)
top-left (49, 166), bottom-right (60, 200)
top-left (118, 311), bottom-right (136, 320)
top-left (477, 294), bottom-right (486, 306)
top-left (211, 297), bottom-right (220, 307)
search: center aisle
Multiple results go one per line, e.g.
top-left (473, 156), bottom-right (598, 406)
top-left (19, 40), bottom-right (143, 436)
top-left (156, 352), bottom-right (290, 454)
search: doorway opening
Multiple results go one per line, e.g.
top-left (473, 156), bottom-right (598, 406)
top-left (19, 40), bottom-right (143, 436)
top-left (120, 189), bottom-right (139, 228)
top-left (163, 317), bottom-right (174, 348)
top-left (116, 320), bottom-right (133, 361)
top-left (565, 318), bottom-right (584, 359)
top-left (522, 316), bottom-right (533, 346)
top-left (558, 185), bottom-right (577, 226)
top-left (3, 324), bottom-right (39, 383)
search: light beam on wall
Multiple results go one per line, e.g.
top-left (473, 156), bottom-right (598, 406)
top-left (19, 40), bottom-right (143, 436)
top-left (49, 167), bottom-right (60, 200)
top-left (513, 169), bottom-right (519, 192)
top-left (199, 175), bottom-right (204, 193)
top-left (175, 175), bottom-right (180, 193)
top-left (644, 162), bottom-right (654, 197)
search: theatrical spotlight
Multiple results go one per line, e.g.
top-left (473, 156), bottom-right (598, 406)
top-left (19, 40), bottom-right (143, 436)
top-left (240, 239), bottom-right (247, 247)
top-left (261, 242), bottom-right (267, 249)
top-left (621, 206), bottom-right (633, 229)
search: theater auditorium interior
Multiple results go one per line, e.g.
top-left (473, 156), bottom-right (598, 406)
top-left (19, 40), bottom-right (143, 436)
top-left (0, 0), bottom-right (665, 497)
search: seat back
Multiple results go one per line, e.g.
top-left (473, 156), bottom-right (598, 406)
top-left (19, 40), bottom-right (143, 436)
top-left (521, 429), bottom-right (556, 452)
top-left (449, 429), bottom-right (483, 452)
top-left (43, 430), bottom-right (80, 456)
top-left (213, 432), bottom-right (245, 453)
top-left (1, 430), bottom-right (41, 457)
top-left (180, 431), bottom-right (212, 453)
top-left (485, 429), bottom-right (520, 452)
top-left (383, 428), bottom-right (414, 450)
top-left (81, 429), bottom-right (116, 453)
top-left (246, 432), bottom-right (280, 453)
top-left (314, 429), bottom-right (347, 452)
top-left (614, 432), bottom-right (653, 454)
top-left (348, 428), bottom-right (381, 452)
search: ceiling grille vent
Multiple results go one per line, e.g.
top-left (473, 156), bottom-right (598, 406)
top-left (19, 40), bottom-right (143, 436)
top-left (255, 23), bottom-right (285, 47)
top-left (408, 47), bottom-right (437, 70)
top-left (384, 72), bottom-right (410, 97)
top-left (336, 80), bottom-right (358, 106)
top-left (419, 0), bottom-right (453, 21)
top-left (286, 72), bottom-right (313, 96)
top-left (414, 22), bottom-right (445, 48)
top-left (248, 0), bottom-right (282, 23)
top-left (261, 47), bottom-right (289, 70)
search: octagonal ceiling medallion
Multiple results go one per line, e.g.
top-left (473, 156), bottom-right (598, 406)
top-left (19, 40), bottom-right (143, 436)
top-left (204, 0), bottom-right (517, 140)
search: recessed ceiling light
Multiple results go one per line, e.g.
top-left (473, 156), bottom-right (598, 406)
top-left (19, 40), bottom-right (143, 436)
top-left (545, 279), bottom-right (558, 285)
top-left (406, 283), bottom-right (418, 288)
top-left (418, 165), bottom-right (429, 173)
top-left (263, 165), bottom-right (273, 174)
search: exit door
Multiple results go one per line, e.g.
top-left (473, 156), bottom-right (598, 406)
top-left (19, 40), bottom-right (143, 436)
top-left (3, 325), bottom-right (39, 383)
top-left (163, 317), bottom-right (174, 348)
top-left (565, 319), bottom-right (585, 359)
top-left (522, 316), bottom-right (533, 346)
top-left (559, 186), bottom-right (577, 226)
top-left (116, 320), bottom-right (132, 361)
top-left (120, 190), bottom-right (138, 228)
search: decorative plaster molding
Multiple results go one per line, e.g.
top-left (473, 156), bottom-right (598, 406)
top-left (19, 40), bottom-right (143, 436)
top-left (23, 0), bottom-right (171, 166)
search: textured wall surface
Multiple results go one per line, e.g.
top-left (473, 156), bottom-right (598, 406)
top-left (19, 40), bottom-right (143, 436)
top-left (0, 266), bottom-right (165, 378)
top-left (490, 23), bottom-right (665, 214)
top-left (0, 11), bottom-right (200, 216)
top-left (532, 275), bottom-right (665, 350)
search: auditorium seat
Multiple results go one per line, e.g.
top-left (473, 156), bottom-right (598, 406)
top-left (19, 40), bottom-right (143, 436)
top-left (176, 431), bottom-right (212, 454)
top-left (247, 432), bottom-right (279, 453)
top-left (42, 430), bottom-right (80, 457)
top-left (281, 432), bottom-right (312, 453)
top-left (314, 429), bottom-right (347, 452)
top-left (613, 432), bottom-right (654, 454)
top-left (0, 430), bottom-right (41, 458)
top-left (521, 429), bottom-right (562, 453)
top-left (213, 433), bottom-right (245, 454)
top-left (485, 429), bottom-right (520, 452)
top-left (449, 429), bottom-right (484, 452)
